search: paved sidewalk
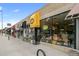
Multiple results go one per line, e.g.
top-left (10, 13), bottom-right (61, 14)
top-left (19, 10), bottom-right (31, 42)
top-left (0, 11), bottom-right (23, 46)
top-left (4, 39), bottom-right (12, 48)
top-left (0, 34), bottom-right (78, 56)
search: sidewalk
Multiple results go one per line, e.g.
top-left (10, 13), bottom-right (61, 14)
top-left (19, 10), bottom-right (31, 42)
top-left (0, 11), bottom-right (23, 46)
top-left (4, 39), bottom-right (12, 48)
top-left (0, 34), bottom-right (79, 56)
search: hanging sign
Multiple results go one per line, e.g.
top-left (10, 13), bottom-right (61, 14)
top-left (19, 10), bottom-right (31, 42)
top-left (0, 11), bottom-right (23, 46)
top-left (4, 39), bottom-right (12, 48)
top-left (7, 23), bottom-right (11, 26)
top-left (30, 12), bottom-right (41, 28)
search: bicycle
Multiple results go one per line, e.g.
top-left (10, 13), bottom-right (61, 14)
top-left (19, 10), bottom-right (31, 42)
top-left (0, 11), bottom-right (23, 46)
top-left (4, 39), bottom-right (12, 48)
top-left (36, 49), bottom-right (46, 56)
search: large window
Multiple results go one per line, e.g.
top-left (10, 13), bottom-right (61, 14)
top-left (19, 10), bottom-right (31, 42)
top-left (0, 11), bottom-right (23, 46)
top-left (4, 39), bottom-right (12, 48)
top-left (40, 11), bottom-right (76, 48)
top-left (64, 19), bottom-right (76, 48)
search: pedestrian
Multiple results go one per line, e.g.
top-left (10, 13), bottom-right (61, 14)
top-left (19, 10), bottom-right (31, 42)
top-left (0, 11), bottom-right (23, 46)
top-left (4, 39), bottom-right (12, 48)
top-left (7, 28), bottom-right (11, 40)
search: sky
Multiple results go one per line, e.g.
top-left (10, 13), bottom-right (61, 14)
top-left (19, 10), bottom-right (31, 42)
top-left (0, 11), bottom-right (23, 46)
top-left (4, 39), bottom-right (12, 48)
top-left (0, 3), bottom-right (45, 29)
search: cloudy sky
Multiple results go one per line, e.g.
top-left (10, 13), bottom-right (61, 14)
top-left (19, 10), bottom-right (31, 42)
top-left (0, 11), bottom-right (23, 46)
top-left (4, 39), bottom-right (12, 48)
top-left (0, 3), bottom-right (45, 29)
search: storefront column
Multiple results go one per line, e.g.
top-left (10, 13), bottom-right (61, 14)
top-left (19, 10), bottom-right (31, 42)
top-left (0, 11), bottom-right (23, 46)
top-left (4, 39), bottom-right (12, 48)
top-left (76, 19), bottom-right (79, 50)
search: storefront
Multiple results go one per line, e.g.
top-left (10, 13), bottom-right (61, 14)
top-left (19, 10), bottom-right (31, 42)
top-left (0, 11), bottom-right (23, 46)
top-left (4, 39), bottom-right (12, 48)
top-left (40, 7), bottom-right (77, 49)
top-left (65, 4), bottom-right (79, 49)
top-left (40, 4), bottom-right (79, 49)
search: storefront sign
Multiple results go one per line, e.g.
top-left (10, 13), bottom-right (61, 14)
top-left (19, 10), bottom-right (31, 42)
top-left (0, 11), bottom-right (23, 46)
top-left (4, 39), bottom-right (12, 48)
top-left (30, 12), bottom-right (41, 28)
top-left (7, 23), bottom-right (11, 26)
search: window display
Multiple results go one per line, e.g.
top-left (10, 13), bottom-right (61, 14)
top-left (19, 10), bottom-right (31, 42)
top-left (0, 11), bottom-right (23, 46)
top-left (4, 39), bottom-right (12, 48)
top-left (40, 11), bottom-right (76, 49)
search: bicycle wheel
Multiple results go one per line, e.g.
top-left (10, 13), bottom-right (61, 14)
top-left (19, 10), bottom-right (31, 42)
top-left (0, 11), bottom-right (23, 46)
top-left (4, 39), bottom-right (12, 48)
top-left (37, 49), bottom-right (46, 56)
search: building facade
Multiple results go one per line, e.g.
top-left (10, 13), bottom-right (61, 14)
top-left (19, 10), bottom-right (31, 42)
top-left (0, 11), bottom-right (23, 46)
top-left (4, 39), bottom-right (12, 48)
top-left (13, 3), bottom-right (79, 50)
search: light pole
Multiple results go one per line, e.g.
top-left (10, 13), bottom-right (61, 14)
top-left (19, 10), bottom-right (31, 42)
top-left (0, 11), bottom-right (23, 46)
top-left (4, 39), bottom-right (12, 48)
top-left (0, 6), bottom-right (3, 35)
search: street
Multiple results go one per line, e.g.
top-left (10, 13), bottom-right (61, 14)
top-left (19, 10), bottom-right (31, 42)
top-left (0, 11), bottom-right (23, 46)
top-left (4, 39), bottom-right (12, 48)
top-left (0, 34), bottom-right (79, 56)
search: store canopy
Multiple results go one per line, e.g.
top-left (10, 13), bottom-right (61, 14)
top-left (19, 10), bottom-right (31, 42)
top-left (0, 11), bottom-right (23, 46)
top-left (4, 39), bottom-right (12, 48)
top-left (65, 4), bottom-right (79, 20)
top-left (11, 25), bottom-right (15, 29)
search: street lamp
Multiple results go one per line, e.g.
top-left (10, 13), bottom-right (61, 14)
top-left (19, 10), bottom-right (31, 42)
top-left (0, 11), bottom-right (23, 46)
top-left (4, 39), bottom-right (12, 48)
top-left (0, 6), bottom-right (3, 35)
